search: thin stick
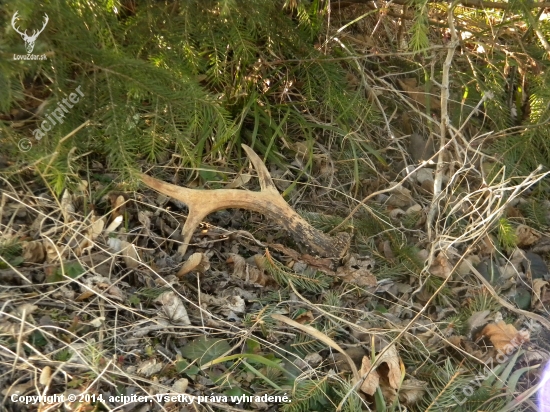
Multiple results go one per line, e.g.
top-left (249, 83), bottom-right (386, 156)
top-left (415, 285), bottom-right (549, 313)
top-left (426, 1), bottom-right (459, 241)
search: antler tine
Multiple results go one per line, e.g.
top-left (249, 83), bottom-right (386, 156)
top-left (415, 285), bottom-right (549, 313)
top-left (11, 11), bottom-right (26, 36)
top-left (241, 144), bottom-right (277, 193)
top-left (41, 14), bottom-right (49, 31)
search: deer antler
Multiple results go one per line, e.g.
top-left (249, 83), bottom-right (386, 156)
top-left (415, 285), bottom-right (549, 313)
top-left (11, 11), bottom-right (26, 37)
top-left (141, 145), bottom-right (350, 258)
top-left (11, 11), bottom-right (49, 54)
top-left (33, 13), bottom-right (49, 39)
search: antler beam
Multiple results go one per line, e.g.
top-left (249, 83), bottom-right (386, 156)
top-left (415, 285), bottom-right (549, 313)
top-left (141, 145), bottom-right (349, 258)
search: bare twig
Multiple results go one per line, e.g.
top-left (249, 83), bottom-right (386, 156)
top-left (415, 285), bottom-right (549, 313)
top-left (426, 1), bottom-right (459, 241)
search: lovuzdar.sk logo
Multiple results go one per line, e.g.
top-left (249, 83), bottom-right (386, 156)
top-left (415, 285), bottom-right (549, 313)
top-left (11, 10), bottom-right (49, 61)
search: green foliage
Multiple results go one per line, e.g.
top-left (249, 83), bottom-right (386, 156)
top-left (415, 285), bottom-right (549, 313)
top-left (282, 377), bottom-right (364, 412)
top-left (282, 377), bottom-right (329, 412)
top-left (0, 0), bottom-right (378, 191)
top-left (0, 239), bottom-right (23, 268)
top-left (180, 336), bottom-right (231, 366)
top-left (409, 0), bottom-right (430, 52)
top-left (496, 217), bottom-right (517, 250)
top-left (519, 198), bottom-right (549, 229)
top-left (289, 332), bottom-right (328, 358)
top-left (45, 262), bottom-right (85, 283)
top-left (261, 252), bottom-right (331, 294)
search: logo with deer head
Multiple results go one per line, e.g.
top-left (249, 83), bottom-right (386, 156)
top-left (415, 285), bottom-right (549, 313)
top-left (11, 11), bottom-right (49, 54)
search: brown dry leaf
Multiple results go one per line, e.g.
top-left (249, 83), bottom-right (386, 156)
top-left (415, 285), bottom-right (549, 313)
top-left (75, 289), bottom-right (95, 301)
top-left (120, 240), bottom-right (139, 268)
top-left (397, 78), bottom-right (440, 112)
top-left (137, 210), bottom-right (151, 229)
top-left (336, 254), bottom-right (376, 287)
top-left (39, 366), bottom-right (52, 386)
top-left (22, 240), bottom-right (46, 263)
top-left (386, 182), bottom-right (413, 208)
top-left (60, 189), bottom-right (75, 223)
top-left (227, 254), bottom-right (270, 286)
top-left (226, 172), bottom-right (251, 189)
top-left (202, 293), bottom-right (246, 316)
top-left (479, 320), bottom-right (530, 352)
top-left (377, 344), bottom-right (403, 390)
top-left (111, 194), bottom-right (126, 219)
top-left (172, 378), bottom-right (189, 394)
top-left (90, 216), bottom-right (105, 240)
top-left (137, 359), bottom-right (163, 377)
top-left (359, 356), bottom-right (380, 396)
top-left (466, 310), bottom-right (491, 339)
top-left (43, 239), bottom-right (64, 263)
top-left (78, 276), bottom-right (126, 302)
top-left (294, 311), bottom-right (314, 324)
top-left (177, 252), bottom-right (204, 277)
top-left (516, 225), bottom-right (541, 247)
top-left (532, 278), bottom-right (550, 310)
top-left (398, 378), bottom-right (426, 406)
top-left (429, 253), bottom-right (453, 279)
top-left (75, 237), bottom-right (93, 256)
top-left (155, 291), bottom-right (191, 325)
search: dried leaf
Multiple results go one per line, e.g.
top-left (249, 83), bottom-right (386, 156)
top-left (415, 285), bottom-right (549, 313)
top-left (227, 254), bottom-right (270, 286)
top-left (137, 359), bottom-right (163, 377)
top-left (112, 194), bottom-right (126, 219)
top-left (532, 278), bottom-right (550, 310)
top-left (43, 239), bottom-right (64, 263)
top-left (294, 311), bottom-right (314, 324)
top-left (177, 252), bottom-right (203, 276)
top-left (516, 225), bottom-right (540, 247)
top-left (177, 252), bottom-right (209, 277)
top-left (429, 253), bottom-right (453, 279)
top-left (377, 344), bottom-right (403, 390)
top-left (155, 291), bottom-right (191, 325)
top-left (466, 310), bottom-right (491, 339)
top-left (398, 378), bottom-right (426, 405)
top-left (226, 172), bottom-right (251, 189)
top-left (60, 189), bottom-right (75, 223)
top-left (111, 240), bottom-right (140, 268)
top-left (479, 321), bottom-right (530, 352)
top-left (397, 78), bottom-right (440, 113)
top-left (76, 289), bottom-right (95, 301)
top-left (336, 254), bottom-right (376, 287)
top-left (359, 356), bottom-right (380, 395)
top-left (22, 240), bottom-right (46, 263)
top-left (172, 378), bottom-right (189, 393)
top-left (202, 294), bottom-right (246, 316)
top-left (386, 183), bottom-right (413, 208)
top-left (90, 216), bottom-right (105, 240)
top-left (39, 366), bottom-right (52, 386)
